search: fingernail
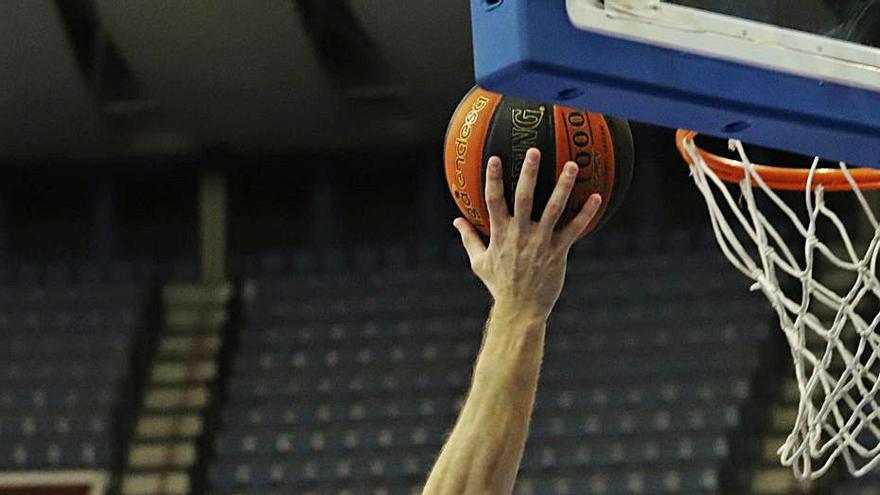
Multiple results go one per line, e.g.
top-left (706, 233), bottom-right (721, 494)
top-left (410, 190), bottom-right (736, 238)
top-left (591, 195), bottom-right (603, 207)
top-left (489, 158), bottom-right (500, 171)
top-left (566, 163), bottom-right (578, 176)
top-left (527, 148), bottom-right (540, 163)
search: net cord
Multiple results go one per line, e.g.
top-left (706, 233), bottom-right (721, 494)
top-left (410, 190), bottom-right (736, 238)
top-left (682, 136), bottom-right (880, 479)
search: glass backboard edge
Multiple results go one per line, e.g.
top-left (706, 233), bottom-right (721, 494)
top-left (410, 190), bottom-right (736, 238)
top-left (567, 0), bottom-right (880, 93)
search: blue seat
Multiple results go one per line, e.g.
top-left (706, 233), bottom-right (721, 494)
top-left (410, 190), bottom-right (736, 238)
top-left (513, 464), bottom-right (721, 494)
top-left (0, 386), bottom-right (115, 411)
top-left (520, 434), bottom-right (729, 470)
top-left (0, 437), bottom-right (112, 469)
top-left (0, 333), bottom-right (130, 358)
top-left (836, 486), bottom-right (880, 495)
top-left (214, 423), bottom-right (450, 457)
top-left (834, 463), bottom-right (880, 495)
top-left (0, 413), bottom-right (110, 438)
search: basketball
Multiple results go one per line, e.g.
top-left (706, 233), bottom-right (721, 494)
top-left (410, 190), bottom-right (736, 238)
top-left (443, 86), bottom-right (634, 238)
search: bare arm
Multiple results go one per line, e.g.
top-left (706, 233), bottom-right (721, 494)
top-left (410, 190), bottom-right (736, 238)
top-left (423, 148), bottom-right (602, 495)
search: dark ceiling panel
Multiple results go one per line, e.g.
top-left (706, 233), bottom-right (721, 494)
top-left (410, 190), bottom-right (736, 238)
top-left (0, 1), bottom-right (476, 158)
top-left (0, 1), bottom-right (108, 159)
top-left (350, 1), bottom-right (475, 135)
top-left (95, 0), bottom-right (428, 152)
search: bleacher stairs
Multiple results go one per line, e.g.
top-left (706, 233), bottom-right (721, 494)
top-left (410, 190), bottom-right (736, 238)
top-left (121, 283), bottom-right (232, 495)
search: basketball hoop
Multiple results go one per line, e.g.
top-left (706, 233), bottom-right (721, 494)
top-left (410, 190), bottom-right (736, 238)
top-left (677, 129), bottom-right (880, 479)
top-left (677, 130), bottom-right (880, 192)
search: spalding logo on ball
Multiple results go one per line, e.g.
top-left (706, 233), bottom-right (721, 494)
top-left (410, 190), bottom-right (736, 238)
top-left (444, 86), bottom-right (634, 238)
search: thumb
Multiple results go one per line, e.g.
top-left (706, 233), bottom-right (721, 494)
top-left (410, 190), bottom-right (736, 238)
top-left (453, 218), bottom-right (487, 264)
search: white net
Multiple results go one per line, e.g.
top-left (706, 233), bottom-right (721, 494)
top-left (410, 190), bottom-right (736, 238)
top-left (681, 135), bottom-right (880, 480)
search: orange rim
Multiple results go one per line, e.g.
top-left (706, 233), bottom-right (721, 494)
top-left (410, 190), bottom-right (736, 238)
top-left (676, 129), bottom-right (880, 192)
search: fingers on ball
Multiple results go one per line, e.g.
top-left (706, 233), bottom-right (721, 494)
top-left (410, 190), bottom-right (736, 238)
top-left (562, 194), bottom-right (603, 242)
top-left (514, 148), bottom-right (541, 220)
top-left (485, 157), bottom-right (508, 222)
top-left (542, 162), bottom-right (579, 227)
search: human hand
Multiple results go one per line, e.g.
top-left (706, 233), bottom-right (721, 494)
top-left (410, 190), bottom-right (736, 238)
top-left (453, 148), bottom-right (602, 322)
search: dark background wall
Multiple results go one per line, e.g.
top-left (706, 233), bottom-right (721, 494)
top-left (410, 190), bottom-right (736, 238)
top-left (0, 125), bottom-right (711, 262)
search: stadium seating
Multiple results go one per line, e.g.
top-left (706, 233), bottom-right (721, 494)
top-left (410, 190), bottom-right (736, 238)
top-left (0, 274), bottom-right (150, 473)
top-left (0, 257), bottom-right (198, 286)
top-left (211, 237), bottom-right (774, 495)
top-left (834, 465), bottom-right (880, 494)
top-left (838, 484), bottom-right (880, 495)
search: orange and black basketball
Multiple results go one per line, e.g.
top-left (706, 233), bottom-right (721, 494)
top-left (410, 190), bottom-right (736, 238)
top-left (443, 86), bottom-right (634, 238)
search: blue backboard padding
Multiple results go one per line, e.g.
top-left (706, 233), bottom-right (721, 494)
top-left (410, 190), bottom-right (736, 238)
top-left (471, 0), bottom-right (880, 167)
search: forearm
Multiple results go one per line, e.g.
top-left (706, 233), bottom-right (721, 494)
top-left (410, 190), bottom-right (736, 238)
top-left (431, 148), bottom-right (600, 493)
top-left (423, 303), bottom-right (547, 495)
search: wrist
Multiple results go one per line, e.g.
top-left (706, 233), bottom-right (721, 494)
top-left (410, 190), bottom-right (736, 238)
top-left (478, 301), bottom-right (549, 385)
top-left (491, 300), bottom-right (551, 327)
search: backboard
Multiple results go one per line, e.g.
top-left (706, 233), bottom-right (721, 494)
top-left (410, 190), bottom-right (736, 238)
top-left (470, 0), bottom-right (880, 166)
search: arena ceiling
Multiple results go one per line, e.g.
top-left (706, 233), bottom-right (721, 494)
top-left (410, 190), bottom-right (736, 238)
top-left (0, 1), bottom-right (474, 159)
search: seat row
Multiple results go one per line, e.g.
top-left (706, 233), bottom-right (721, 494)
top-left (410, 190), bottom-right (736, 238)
top-left (210, 455), bottom-right (722, 494)
top-left (232, 342), bottom-right (760, 383)
top-left (837, 486), bottom-right (880, 495)
top-left (215, 423), bottom-right (730, 461)
top-left (0, 284), bottom-right (142, 303)
top-left (249, 262), bottom-right (739, 303)
top-left (0, 310), bottom-right (137, 331)
top-left (233, 322), bottom-right (769, 371)
top-left (0, 413), bottom-right (110, 438)
top-left (238, 230), bottom-right (721, 277)
top-left (248, 298), bottom-right (765, 327)
top-left (0, 438), bottom-right (113, 469)
top-left (0, 334), bottom-right (132, 358)
top-left (0, 257), bottom-right (197, 284)
top-left (244, 315), bottom-right (765, 347)
top-left (248, 280), bottom-right (747, 315)
top-left (224, 363), bottom-right (756, 408)
top-left (223, 373), bottom-right (751, 427)
top-left (219, 405), bottom-right (741, 444)
top-left (0, 361), bottom-right (125, 385)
